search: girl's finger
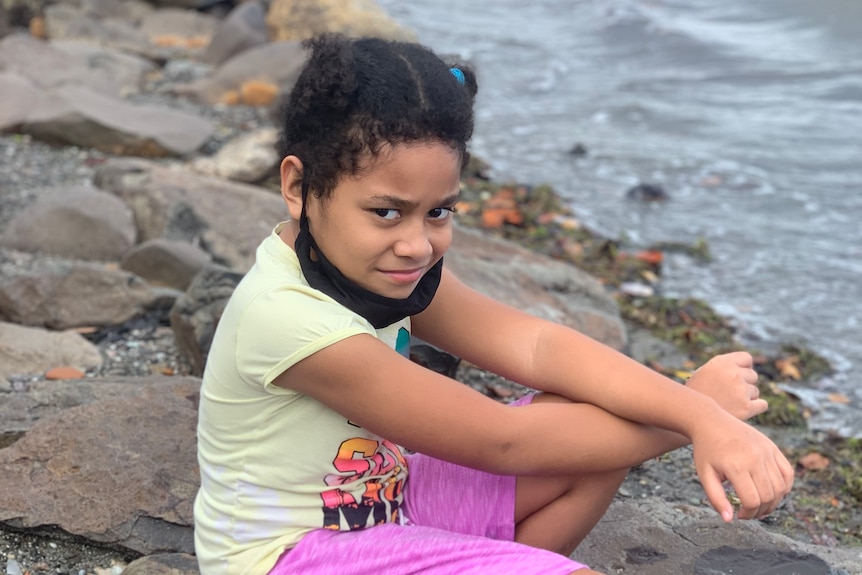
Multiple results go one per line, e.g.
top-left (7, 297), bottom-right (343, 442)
top-left (699, 466), bottom-right (734, 523)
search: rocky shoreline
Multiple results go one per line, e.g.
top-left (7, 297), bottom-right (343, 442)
top-left (1, 0), bottom-right (860, 574)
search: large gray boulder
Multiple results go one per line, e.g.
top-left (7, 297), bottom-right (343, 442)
top-left (577, 498), bottom-right (862, 574)
top-left (175, 39), bottom-right (304, 106)
top-left (0, 376), bottom-right (200, 555)
top-left (0, 186), bottom-right (137, 261)
top-left (265, 0), bottom-right (415, 42)
top-left (93, 159), bottom-right (285, 272)
top-left (0, 33), bottom-right (127, 96)
top-left (203, 0), bottom-right (268, 66)
top-left (0, 377), bottom-right (151, 435)
top-left (121, 237), bottom-right (212, 291)
top-left (0, 262), bottom-right (164, 329)
top-left (43, 5), bottom-right (153, 58)
top-left (23, 84), bottom-right (213, 157)
top-left (0, 70), bottom-right (52, 131)
top-left (0, 321), bottom-right (103, 380)
top-left (50, 39), bottom-right (157, 95)
top-left (446, 226), bottom-right (627, 350)
top-left (170, 264), bottom-right (244, 376)
top-left (190, 126), bottom-right (279, 183)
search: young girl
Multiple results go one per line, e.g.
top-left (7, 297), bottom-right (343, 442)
top-left (193, 35), bottom-right (794, 575)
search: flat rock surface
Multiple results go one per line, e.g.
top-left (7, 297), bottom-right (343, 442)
top-left (577, 498), bottom-right (861, 574)
top-left (0, 376), bottom-right (200, 555)
top-left (446, 225), bottom-right (627, 350)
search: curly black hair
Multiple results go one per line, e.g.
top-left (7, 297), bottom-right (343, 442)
top-left (278, 34), bottom-right (478, 200)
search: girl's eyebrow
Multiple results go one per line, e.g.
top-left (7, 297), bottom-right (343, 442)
top-left (368, 192), bottom-right (461, 209)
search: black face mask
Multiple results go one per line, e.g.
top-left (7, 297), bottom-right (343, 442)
top-left (293, 184), bottom-right (443, 329)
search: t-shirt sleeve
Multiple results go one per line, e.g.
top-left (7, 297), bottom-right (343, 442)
top-left (235, 285), bottom-right (373, 394)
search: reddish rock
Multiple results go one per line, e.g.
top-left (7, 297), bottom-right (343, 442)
top-left (44, 367), bottom-right (85, 380)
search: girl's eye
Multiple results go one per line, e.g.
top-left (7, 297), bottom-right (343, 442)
top-left (373, 208), bottom-right (401, 220)
top-left (428, 207), bottom-right (456, 221)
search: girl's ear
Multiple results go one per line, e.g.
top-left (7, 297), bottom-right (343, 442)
top-left (280, 155), bottom-right (305, 220)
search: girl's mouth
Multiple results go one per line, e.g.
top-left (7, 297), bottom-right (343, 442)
top-left (381, 268), bottom-right (424, 285)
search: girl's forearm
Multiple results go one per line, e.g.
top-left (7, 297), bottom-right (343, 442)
top-left (480, 401), bottom-right (690, 476)
top-left (527, 323), bottom-right (726, 440)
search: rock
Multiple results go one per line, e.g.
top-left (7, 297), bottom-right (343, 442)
top-left (0, 376), bottom-right (200, 555)
top-left (78, 0), bottom-right (154, 22)
top-left (44, 366), bottom-right (86, 380)
top-left (203, 0), bottom-right (267, 66)
top-left (138, 7), bottom-right (217, 52)
top-left (45, 1), bottom-right (155, 60)
top-left (190, 127), bottom-right (279, 183)
top-left (148, 0), bottom-right (213, 10)
top-left (42, 3), bottom-right (191, 60)
top-left (445, 226), bottom-right (627, 350)
top-left (0, 70), bottom-right (53, 131)
top-left (265, 0), bottom-right (415, 42)
top-left (0, 5), bottom-right (9, 38)
top-left (120, 238), bottom-right (212, 291)
top-left (0, 321), bottom-right (103, 380)
top-left (93, 159), bottom-right (285, 272)
top-left (50, 39), bottom-right (157, 96)
top-left (0, 262), bottom-right (162, 329)
top-left (123, 553), bottom-right (199, 575)
top-left (0, 376), bottom-right (166, 435)
top-left (169, 265), bottom-right (244, 376)
top-left (1, 0), bottom-right (41, 29)
top-left (576, 498), bottom-right (862, 574)
top-left (23, 84), bottom-right (213, 156)
top-left (176, 39), bottom-right (304, 106)
top-left (568, 142), bottom-right (588, 157)
top-left (0, 186), bottom-right (137, 261)
top-left (43, 3), bottom-right (113, 42)
top-left (626, 182), bottom-right (670, 202)
top-left (625, 326), bottom-right (689, 370)
top-left (619, 281), bottom-right (655, 298)
top-left (0, 33), bottom-right (125, 97)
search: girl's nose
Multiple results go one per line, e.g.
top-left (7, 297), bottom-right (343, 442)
top-left (393, 223), bottom-right (434, 260)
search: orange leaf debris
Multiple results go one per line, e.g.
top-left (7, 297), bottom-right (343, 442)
top-left (635, 250), bottom-right (664, 265)
top-left (775, 356), bottom-right (802, 380)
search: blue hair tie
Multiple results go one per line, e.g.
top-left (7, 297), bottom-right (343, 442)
top-left (449, 67), bottom-right (466, 86)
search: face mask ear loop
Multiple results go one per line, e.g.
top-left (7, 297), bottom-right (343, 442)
top-left (299, 179), bottom-right (310, 232)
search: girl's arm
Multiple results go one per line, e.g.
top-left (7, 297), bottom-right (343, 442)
top-left (412, 269), bottom-right (752, 436)
top-left (411, 268), bottom-right (794, 520)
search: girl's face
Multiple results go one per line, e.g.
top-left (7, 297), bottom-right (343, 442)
top-left (306, 142), bottom-right (462, 299)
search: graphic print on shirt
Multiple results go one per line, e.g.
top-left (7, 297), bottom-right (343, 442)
top-left (320, 437), bottom-right (408, 530)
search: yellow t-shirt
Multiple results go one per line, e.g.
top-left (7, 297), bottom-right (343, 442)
top-left (194, 222), bottom-right (411, 575)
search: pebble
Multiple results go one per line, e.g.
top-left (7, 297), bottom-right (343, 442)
top-left (6, 559), bottom-right (22, 575)
top-left (620, 282), bottom-right (655, 298)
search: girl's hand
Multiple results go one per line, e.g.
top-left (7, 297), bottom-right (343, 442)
top-left (685, 351), bottom-right (767, 421)
top-left (691, 413), bottom-right (795, 522)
